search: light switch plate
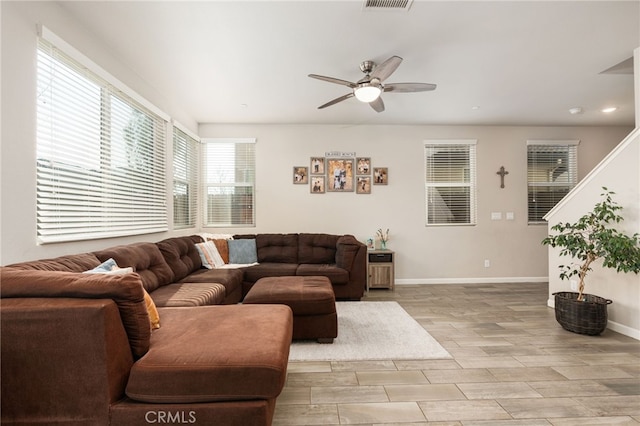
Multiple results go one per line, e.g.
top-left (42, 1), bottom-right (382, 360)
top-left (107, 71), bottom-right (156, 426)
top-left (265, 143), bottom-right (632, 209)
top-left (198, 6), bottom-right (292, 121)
top-left (506, 212), bottom-right (515, 220)
top-left (491, 212), bottom-right (502, 220)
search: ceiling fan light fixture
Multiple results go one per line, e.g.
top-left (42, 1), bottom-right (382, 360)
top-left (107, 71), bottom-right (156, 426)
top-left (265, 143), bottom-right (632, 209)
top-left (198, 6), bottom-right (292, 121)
top-left (354, 83), bottom-right (382, 103)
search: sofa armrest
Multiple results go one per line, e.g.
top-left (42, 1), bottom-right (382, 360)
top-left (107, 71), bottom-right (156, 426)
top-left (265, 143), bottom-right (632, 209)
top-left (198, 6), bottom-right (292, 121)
top-left (334, 235), bottom-right (367, 300)
top-left (1, 298), bottom-right (133, 424)
top-left (335, 235), bottom-right (365, 270)
top-left (1, 268), bottom-right (152, 358)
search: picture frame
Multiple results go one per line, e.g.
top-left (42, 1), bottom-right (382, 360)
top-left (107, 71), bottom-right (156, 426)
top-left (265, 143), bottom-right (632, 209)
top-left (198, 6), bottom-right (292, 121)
top-left (310, 176), bottom-right (325, 194)
top-left (366, 237), bottom-right (375, 250)
top-left (356, 176), bottom-right (371, 194)
top-left (310, 157), bottom-right (325, 175)
top-left (356, 157), bottom-right (371, 175)
top-left (293, 166), bottom-right (308, 184)
top-left (373, 167), bottom-right (388, 185)
top-left (326, 158), bottom-right (354, 192)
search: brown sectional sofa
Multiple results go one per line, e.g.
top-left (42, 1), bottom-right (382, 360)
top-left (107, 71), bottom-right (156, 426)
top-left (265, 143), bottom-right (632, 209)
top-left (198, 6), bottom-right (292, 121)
top-left (1, 232), bottom-right (366, 425)
top-left (235, 233), bottom-right (367, 300)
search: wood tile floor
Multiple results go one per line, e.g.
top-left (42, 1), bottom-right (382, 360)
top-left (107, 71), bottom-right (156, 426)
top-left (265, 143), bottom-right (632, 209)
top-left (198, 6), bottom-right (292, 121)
top-left (273, 283), bottom-right (640, 425)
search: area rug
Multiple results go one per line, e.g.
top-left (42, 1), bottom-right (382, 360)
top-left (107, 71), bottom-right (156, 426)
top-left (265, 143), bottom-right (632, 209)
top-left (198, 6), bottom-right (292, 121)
top-left (288, 301), bottom-right (451, 362)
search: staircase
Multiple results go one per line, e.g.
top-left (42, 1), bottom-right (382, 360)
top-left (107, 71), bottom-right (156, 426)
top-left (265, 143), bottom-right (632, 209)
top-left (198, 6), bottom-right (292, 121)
top-left (544, 127), bottom-right (640, 339)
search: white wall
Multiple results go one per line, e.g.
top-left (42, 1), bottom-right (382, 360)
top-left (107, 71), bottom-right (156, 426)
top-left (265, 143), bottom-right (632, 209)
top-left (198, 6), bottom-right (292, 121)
top-left (199, 123), bottom-right (631, 283)
top-left (0, 1), bottom-right (633, 288)
top-left (636, 47), bottom-right (639, 127)
top-left (0, 1), bottom-right (199, 265)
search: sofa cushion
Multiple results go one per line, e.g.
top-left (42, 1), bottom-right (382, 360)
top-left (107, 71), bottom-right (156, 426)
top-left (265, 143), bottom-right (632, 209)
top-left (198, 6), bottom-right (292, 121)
top-left (93, 243), bottom-right (174, 293)
top-left (179, 268), bottom-right (244, 304)
top-left (242, 263), bottom-right (299, 284)
top-left (0, 268), bottom-right (150, 358)
top-left (228, 239), bottom-right (258, 264)
top-left (298, 233), bottom-right (339, 264)
top-left (296, 264), bottom-right (349, 284)
top-left (126, 304), bottom-right (293, 403)
top-left (156, 235), bottom-right (203, 281)
top-left (255, 233), bottom-right (298, 263)
top-left (6, 253), bottom-right (101, 273)
top-left (151, 283), bottom-right (226, 307)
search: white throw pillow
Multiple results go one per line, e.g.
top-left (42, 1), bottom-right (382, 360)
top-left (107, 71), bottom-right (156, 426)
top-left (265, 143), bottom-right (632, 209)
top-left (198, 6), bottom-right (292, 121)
top-left (195, 241), bottom-right (225, 269)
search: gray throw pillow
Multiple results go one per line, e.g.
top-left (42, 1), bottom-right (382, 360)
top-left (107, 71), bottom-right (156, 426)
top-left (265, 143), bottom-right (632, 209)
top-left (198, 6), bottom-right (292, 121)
top-left (228, 239), bottom-right (258, 264)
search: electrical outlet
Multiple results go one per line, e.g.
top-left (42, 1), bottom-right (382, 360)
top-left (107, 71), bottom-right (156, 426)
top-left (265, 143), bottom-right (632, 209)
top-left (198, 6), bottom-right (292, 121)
top-left (484, 259), bottom-right (490, 268)
top-left (570, 280), bottom-right (578, 291)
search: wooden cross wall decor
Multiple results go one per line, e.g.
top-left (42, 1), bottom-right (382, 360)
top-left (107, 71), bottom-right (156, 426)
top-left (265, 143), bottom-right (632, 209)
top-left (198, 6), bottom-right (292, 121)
top-left (496, 166), bottom-right (509, 189)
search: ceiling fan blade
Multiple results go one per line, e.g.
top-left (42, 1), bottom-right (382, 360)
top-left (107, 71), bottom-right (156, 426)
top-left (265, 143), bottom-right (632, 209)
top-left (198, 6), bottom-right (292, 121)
top-left (318, 92), bottom-right (354, 109)
top-left (369, 96), bottom-right (385, 113)
top-left (384, 82), bottom-right (437, 93)
top-left (308, 74), bottom-right (357, 88)
top-left (370, 56), bottom-right (403, 82)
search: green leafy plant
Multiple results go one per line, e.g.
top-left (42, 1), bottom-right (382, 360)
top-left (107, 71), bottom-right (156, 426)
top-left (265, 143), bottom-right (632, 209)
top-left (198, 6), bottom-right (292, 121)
top-left (542, 188), bottom-right (640, 301)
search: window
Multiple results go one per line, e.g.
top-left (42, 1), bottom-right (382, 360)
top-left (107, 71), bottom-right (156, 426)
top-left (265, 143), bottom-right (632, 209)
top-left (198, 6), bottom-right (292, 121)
top-left (173, 126), bottom-right (199, 229)
top-left (36, 31), bottom-right (168, 243)
top-left (202, 138), bottom-right (256, 227)
top-left (527, 140), bottom-right (579, 224)
top-left (424, 140), bottom-right (477, 225)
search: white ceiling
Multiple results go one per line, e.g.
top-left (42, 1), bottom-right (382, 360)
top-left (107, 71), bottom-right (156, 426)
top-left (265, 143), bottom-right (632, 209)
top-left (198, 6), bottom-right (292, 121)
top-left (59, 1), bottom-right (639, 127)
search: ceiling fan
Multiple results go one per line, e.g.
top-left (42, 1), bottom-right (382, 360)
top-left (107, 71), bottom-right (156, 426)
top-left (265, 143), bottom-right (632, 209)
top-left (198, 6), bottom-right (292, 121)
top-left (308, 55), bottom-right (436, 113)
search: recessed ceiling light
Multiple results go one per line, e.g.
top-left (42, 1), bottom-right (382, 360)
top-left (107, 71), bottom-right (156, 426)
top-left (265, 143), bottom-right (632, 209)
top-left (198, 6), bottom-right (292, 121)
top-left (471, 106), bottom-right (480, 110)
top-left (240, 103), bottom-right (248, 108)
top-left (569, 107), bottom-right (583, 115)
top-left (601, 106), bottom-right (617, 113)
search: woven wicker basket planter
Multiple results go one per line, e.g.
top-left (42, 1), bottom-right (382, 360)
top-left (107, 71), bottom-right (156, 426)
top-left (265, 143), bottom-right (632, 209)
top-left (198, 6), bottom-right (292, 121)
top-left (553, 291), bottom-right (612, 335)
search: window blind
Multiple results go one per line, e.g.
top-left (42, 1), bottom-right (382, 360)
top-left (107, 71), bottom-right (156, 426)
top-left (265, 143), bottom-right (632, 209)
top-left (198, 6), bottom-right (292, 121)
top-left (36, 38), bottom-right (168, 243)
top-left (527, 140), bottom-right (579, 223)
top-left (202, 138), bottom-right (256, 227)
top-left (424, 140), bottom-right (477, 225)
top-left (173, 126), bottom-right (199, 229)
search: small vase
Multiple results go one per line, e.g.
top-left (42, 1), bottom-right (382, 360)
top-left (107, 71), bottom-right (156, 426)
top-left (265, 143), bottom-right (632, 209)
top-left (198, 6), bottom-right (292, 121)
top-left (381, 241), bottom-right (387, 250)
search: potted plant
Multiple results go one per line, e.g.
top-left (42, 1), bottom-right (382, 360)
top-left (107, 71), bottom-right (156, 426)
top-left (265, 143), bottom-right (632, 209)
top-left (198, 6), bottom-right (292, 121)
top-left (542, 188), bottom-right (640, 335)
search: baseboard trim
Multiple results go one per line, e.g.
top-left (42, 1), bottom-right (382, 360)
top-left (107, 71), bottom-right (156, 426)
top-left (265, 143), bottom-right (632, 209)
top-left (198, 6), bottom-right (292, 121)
top-left (607, 321), bottom-right (640, 340)
top-left (547, 297), bottom-right (639, 341)
top-left (395, 277), bottom-right (548, 285)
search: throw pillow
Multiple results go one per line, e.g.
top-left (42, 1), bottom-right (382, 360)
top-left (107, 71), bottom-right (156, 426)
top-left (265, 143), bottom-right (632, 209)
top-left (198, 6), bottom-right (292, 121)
top-left (228, 239), bottom-right (258, 264)
top-left (84, 259), bottom-right (160, 330)
top-left (84, 258), bottom-right (118, 273)
top-left (195, 241), bottom-right (225, 269)
top-left (212, 239), bottom-right (230, 264)
top-left (143, 290), bottom-right (161, 330)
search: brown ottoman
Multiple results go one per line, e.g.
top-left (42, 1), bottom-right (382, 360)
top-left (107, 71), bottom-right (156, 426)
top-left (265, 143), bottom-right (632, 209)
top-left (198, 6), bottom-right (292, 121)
top-left (243, 276), bottom-right (337, 343)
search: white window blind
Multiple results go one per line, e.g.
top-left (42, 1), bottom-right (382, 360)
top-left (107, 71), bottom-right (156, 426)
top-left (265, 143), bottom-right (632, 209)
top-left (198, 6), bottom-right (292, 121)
top-left (527, 140), bottom-right (579, 224)
top-left (36, 37), bottom-right (168, 243)
top-left (173, 125), bottom-right (199, 229)
top-left (424, 140), bottom-right (477, 225)
top-left (202, 138), bottom-right (256, 227)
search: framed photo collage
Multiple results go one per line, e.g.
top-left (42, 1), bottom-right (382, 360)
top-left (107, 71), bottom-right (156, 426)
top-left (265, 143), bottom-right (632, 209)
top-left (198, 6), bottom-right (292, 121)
top-left (293, 153), bottom-right (387, 194)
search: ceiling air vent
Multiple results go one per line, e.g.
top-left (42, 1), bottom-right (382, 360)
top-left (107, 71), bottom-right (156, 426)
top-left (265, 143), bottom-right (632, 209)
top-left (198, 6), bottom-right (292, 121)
top-left (363, 0), bottom-right (413, 11)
